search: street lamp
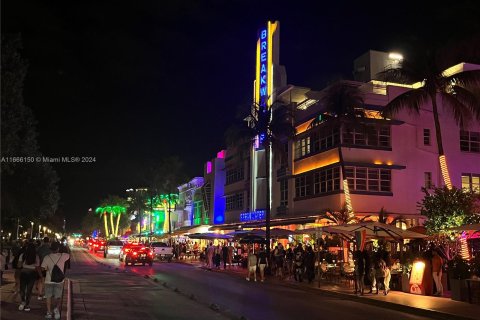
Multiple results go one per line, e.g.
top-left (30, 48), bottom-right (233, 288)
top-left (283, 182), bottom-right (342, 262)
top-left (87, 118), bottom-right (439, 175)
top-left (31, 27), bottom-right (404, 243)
top-left (43, 226), bottom-right (47, 237)
top-left (30, 221), bottom-right (34, 239)
top-left (39, 225), bottom-right (42, 238)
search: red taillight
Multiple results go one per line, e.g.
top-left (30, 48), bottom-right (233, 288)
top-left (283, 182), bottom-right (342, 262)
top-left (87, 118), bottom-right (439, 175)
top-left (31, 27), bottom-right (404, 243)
top-left (133, 251), bottom-right (138, 256)
top-left (148, 251), bottom-right (153, 256)
top-left (94, 244), bottom-right (98, 247)
top-left (125, 248), bottom-right (130, 252)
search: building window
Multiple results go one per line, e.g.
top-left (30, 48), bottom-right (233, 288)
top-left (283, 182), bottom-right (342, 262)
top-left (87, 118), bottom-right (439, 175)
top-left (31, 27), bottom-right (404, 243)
top-left (313, 167), bottom-right (340, 194)
top-left (280, 179), bottom-right (288, 206)
top-left (424, 172), bottom-right (433, 189)
top-left (342, 125), bottom-right (390, 148)
top-left (461, 130), bottom-right (480, 152)
top-left (423, 129), bottom-right (431, 146)
top-left (345, 166), bottom-right (391, 192)
top-left (462, 173), bottom-right (480, 193)
top-left (294, 136), bottom-right (311, 159)
top-left (225, 193), bottom-right (244, 211)
top-left (226, 166), bottom-right (244, 185)
top-left (295, 175), bottom-right (310, 198)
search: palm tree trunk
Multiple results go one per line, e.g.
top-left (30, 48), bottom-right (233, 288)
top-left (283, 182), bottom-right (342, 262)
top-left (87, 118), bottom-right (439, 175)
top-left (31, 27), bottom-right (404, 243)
top-left (339, 125), bottom-right (354, 216)
top-left (103, 212), bottom-right (109, 237)
top-left (115, 213), bottom-right (121, 237)
top-left (110, 212), bottom-right (115, 238)
top-left (431, 94), bottom-right (452, 189)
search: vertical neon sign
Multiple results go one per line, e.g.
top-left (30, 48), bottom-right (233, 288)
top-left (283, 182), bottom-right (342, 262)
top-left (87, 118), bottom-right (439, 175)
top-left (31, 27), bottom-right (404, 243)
top-left (259, 28), bottom-right (268, 108)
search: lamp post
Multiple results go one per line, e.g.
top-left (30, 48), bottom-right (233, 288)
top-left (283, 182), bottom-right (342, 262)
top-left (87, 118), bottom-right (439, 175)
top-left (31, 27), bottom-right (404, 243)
top-left (39, 225), bottom-right (42, 239)
top-left (30, 221), bottom-right (34, 239)
top-left (43, 226), bottom-right (47, 237)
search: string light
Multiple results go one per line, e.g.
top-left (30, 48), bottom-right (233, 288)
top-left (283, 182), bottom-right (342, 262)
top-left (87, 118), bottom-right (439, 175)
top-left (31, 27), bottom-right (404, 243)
top-left (343, 179), bottom-right (353, 215)
top-left (439, 155), bottom-right (452, 190)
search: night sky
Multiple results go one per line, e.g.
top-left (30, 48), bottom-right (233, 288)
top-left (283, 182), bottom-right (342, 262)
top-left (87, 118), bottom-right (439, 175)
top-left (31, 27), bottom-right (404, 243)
top-left (3, 0), bottom-right (480, 230)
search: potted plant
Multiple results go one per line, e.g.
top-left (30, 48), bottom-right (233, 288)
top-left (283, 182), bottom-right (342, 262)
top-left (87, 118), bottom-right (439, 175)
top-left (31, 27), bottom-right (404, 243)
top-left (448, 255), bottom-right (471, 301)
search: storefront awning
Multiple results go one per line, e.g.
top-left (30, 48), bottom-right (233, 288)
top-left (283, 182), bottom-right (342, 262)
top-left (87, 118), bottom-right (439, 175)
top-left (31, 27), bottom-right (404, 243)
top-left (208, 216), bottom-right (318, 231)
top-left (171, 225), bottom-right (211, 236)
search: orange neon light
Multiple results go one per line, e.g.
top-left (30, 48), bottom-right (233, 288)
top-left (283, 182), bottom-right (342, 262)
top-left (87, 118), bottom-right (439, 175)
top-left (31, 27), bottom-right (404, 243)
top-left (293, 149), bottom-right (339, 175)
top-left (296, 119), bottom-right (315, 135)
top-left (439, 155), bottom-right (452, 189)
top-left (343, 179), bottom-right (353, 213)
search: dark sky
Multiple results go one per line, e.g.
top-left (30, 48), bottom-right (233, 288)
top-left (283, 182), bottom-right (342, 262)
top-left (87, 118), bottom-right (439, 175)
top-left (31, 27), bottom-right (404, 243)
top-left (3, 0), bottom-right (480, 230)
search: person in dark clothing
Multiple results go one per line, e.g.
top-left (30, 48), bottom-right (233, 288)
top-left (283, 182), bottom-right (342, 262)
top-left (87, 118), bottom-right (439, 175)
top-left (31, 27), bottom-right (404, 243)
top-left (354, 250), bottom-right (365, 295)
top-left (363, 249), bottom-right (373, 293)
top-left (293, 244), bottom-right (304, 282)
top-left (18, 242), bottom-right (42, 312)
top-left (304, 246), bottom-right (316, 283)
top-left (222, 244), bottom-right (229, 269)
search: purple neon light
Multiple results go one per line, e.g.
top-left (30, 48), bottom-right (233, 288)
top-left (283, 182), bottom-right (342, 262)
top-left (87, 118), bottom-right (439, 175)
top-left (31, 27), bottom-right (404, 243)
top-left (217, 150), bottom-right (226, 159)
top-left (206, 161), bottom-right (212, 174)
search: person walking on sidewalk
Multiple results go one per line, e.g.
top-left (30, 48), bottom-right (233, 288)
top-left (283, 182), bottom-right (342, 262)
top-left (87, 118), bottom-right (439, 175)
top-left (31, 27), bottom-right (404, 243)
top-left (18, 241), bottom-right (42, 312)
top-left (222, 243), bottom-right (229, 269)
top-left (36, 237), bottom-right (51, 301)
top-left (246, 249), bottom-right (257, 282)
top-left (257, 246), bottom-right (268, 282)
top-left (206, 242), bottom-right (214, 270)
top-left (41, 241), bottom-right (70, 320)
top-left (432, 249), bottom-right (444, 296)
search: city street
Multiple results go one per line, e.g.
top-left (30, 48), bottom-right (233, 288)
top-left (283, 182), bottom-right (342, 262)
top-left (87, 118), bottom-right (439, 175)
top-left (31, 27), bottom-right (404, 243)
top-left (79, 248), bottom-right (430, 320)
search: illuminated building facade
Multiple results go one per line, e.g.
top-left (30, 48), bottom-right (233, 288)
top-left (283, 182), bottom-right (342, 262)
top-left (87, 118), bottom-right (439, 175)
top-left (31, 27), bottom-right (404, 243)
top-left (273, 53), bottom-right (480, 227)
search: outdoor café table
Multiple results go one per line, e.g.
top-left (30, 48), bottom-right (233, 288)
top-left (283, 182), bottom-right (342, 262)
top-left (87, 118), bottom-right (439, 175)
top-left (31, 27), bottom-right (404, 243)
top-left (466, 278), bottom-right (480, 304)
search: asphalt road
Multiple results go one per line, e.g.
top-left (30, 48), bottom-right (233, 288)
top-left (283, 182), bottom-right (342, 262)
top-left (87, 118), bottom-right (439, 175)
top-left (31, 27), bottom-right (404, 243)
top-left (76, 247), bottom-right (431, 320)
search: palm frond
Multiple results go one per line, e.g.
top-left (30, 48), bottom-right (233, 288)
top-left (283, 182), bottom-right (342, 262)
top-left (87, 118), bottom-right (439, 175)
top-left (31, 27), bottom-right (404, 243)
top-left (382, 89), bottom-right (428, 118)
top-left (440, 90), bottom-right (479, 127)
top-left (447, 70), bottom-right (480, 88)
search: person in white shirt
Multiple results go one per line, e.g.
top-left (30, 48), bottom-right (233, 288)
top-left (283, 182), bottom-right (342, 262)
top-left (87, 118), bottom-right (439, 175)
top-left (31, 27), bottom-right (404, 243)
top-left (41, 241), bottom-right (70, 320)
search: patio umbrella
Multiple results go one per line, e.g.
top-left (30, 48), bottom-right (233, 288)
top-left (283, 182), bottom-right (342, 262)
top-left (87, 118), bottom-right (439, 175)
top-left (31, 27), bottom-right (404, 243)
top-left (249, 228), bottom-right (293, 239)
top-left (187, 233), bottom-right (233, 240)
top-left (325, 222), bottom-right (427, 241)
top-left (238, 234), bottom-right (267, 244)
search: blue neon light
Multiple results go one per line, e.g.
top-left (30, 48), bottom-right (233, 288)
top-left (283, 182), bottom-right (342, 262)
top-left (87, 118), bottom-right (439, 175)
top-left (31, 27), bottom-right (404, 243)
top-left (259, 28), bottom-right (268, 107)
top-left (240, 210), bottom-right (266, 222)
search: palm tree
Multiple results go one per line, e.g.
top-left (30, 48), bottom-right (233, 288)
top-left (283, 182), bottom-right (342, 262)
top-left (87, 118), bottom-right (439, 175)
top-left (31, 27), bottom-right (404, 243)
top-left (96, 195), bottom-right (128, 238)
top-left (308, 81), bottom-right (366, 215)
top-left (128, 189), bottom-right (148, 235)
top-left (376, 207), bottom-right (405, 227)
top-left (379, 48), bottom-right (480, 189)
top-left (225, 100), bottom-right (296, 255)
top-left (149, 156), bottom-right (187, 239)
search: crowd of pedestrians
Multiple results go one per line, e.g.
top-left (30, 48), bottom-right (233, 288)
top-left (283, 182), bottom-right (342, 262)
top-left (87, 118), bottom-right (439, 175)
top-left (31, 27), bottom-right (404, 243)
top-left (2, 237), bottom-right (70, 319)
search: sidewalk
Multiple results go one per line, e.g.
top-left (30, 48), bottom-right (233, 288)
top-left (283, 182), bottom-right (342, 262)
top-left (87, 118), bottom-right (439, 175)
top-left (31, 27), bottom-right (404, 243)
top-left (178, 258), bottom-right (480, 320)
top-left (0, 270), bottom-right (68, 320)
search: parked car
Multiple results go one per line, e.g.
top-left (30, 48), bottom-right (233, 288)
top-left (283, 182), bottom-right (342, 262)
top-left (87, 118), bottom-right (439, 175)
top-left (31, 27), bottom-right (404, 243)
top-left (92, 238), bottom-right (106, 253)
top-left (150, 242), bottom-right (173, 262)
top-left (104, 240), bottom-right (124, 258)
top-left (120, 243), bottom-right (153, 266)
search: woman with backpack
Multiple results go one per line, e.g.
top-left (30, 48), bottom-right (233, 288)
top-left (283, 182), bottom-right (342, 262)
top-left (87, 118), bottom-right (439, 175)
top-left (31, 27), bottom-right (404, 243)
top-left (18, 241), bottom-right (42, 312)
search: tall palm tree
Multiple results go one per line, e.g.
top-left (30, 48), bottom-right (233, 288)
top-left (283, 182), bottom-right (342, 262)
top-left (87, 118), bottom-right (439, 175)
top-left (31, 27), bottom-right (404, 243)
top-left (308, 81), bottom-right (366, 215)
top-left (379, 49), bottom-right (480, 189)
top-left (150, 156), bottom-right (186, 239)
top-left (128, 189), bottom-right (148, 234)
top-left (96, 195), bottom-right (128, 238)
top-left (225, 100), bottom-right (296, 255)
